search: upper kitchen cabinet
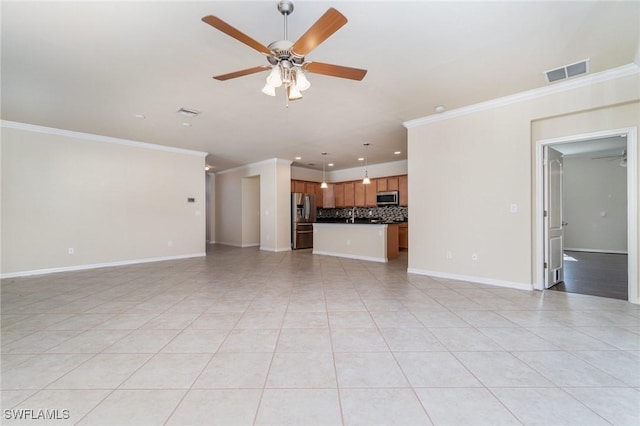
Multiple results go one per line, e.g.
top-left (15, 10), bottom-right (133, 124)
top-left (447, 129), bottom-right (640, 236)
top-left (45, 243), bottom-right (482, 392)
top-left (304, 181), bottom-right (317, 195)
top-left (314, 183), bottom-right (324, 209)
top-left (376, 178), bottom-right (388, 192)
top-left (365, 180), bottom-right (377, 207)
top-left (292, 180), bottom-right (306, 193)
top-left (334, 182), bottom-right (345, 208)
top-left (354, 181), bottom-right (365, 207)
top-left (322, 184), bottom-right (335, 208)
top-left (343, 182), bottom-right (355, 207)
top-left (387, 176), bottom-right (399, 191)
top-left (399, 175), bottom-right (408, 206)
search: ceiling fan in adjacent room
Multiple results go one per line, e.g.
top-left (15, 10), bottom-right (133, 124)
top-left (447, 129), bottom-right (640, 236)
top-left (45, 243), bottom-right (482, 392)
top-left (202, 0), bottom-right (367, 101)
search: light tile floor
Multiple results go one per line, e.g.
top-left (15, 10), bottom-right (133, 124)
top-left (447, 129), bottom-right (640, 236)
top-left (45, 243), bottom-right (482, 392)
top-left (2, 245), bottom-right (639, 425)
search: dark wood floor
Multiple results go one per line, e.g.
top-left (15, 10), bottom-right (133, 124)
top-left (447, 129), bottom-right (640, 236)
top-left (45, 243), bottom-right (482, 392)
top-left (549, 251), bottom-right (628, 300)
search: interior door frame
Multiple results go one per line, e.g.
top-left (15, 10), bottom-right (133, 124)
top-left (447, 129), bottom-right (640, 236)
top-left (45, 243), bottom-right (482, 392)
top-left (534, 127), bottom-right (638, 304)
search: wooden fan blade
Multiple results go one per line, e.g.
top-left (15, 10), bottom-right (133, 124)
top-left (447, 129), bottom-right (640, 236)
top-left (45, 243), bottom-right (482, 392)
top-left (290, 8), bottom-right (347, 57)
top-left (202, 15), bottom-right (272, 55)
top-left (213, 65), bottom-right (270, 81)
top-left (304, 62), bottom-right (367, 81)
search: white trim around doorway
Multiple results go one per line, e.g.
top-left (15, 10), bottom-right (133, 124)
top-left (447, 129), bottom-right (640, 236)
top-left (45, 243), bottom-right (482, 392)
top-left (535, 127), bottom-right (638, 304)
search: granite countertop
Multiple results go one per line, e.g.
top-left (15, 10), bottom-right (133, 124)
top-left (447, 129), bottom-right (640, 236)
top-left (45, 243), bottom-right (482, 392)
top-left (315, 218), bottom-right (406, 225)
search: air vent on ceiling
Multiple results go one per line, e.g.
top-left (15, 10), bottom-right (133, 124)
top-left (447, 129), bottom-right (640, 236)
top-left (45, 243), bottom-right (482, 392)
top-left (544, 59), bottom-right (589, 83)
top-left (177, 107), bottom-right (200, 117)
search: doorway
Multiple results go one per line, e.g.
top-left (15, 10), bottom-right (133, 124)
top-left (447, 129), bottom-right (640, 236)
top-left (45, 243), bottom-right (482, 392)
top-left (535, 128), bottom-right (638, 303)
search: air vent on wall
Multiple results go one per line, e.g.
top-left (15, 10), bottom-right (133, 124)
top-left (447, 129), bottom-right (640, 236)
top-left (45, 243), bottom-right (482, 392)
top-left (544, 59), bottom-right (589, 83)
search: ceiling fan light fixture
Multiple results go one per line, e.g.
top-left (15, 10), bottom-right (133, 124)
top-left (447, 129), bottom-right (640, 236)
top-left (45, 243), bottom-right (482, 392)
top-left (287, 83), bottom-right (302, 101)
top-left (295, 70), bottom-right (311, 91)
top-left (261, 83), bottom-right (276, 96)
top-left (266, 66), bottom-right (283, 87)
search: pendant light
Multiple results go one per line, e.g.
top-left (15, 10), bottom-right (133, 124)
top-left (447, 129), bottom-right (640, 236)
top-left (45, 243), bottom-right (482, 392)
top-left (362, 143), bottom-right (371, 184)
top-left (320, 152), bottom-right (328, 189)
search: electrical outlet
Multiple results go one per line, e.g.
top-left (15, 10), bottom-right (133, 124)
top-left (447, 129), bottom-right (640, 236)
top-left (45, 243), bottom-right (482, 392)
top-left (471, 253), bottom-right (478, 261)
top-left (168, 240), bottom-right (173, 247)
top-left (446, 251), bottom-right (453, 259)
top-left (68, 248), bottom-right (74, 255)
top-left (346, 239), bottom-right (351, 246)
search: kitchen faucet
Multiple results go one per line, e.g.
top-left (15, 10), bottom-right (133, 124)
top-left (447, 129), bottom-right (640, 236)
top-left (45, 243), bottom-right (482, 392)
top-left (349, 206), bottom-right (356, 223)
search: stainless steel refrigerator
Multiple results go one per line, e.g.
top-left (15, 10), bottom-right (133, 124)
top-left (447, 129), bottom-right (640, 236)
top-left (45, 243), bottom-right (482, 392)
top-left (291, 193), bottom-right (316, 249)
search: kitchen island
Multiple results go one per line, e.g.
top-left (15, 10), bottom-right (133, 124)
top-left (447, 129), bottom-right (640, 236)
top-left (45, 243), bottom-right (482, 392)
top-left (313, 222), bottom-right (399, 263)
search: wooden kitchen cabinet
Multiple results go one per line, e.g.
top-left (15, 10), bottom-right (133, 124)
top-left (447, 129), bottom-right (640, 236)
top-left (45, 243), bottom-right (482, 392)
top-left (399, 175), bottom-right (408, 206)
top-left (399, 222), bottom-right (408, 250)
top-left (292, 180), bottom-right (305, 193)
top-left (334, 183), bottom-right (345, 207)
top-left (376, 178), bottom-right (388, 192)
top-left (314, 183), bottom-right (323, 208)
top-left (387, 176), bottom-right (399, 191)
top-left (354, 181), bottom-right (365, 207)
top-left (343, 181), bottom-right (355, 207)
top-left (322, 184), bottom-right (335, 208)
top-left (304, 181), bottom-right (316, 195)
top-left (365, 180), bottom-right (377, 207)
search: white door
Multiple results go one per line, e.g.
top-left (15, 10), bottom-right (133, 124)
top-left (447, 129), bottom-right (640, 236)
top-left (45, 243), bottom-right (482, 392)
top-left (544, 146), bottom-right (564, 288)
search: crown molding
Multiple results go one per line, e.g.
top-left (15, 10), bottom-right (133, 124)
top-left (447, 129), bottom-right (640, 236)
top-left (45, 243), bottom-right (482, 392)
top-left (1, 120), bottom-right (208, 157)
top-left (216, 158), bottom-right (293, 175)
top-left (403, 63), bottom-right (640, 129)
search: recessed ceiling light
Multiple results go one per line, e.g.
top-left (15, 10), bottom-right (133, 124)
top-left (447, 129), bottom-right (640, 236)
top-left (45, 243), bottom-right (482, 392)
top-left (328, 163), bottom-right (334, 167)
top-left (394, 151), bottom-right (401, 155)
top-left (204, 165), bottom-right (212, 171)
top-left (435, 105), bottom-right (446, 113)
top-left (134, 114), bottom-right (145, 119)
top-left (358, 157), bottom-right (364, 161)
top-left (182, 122), bottom-right (192, 127)
top-left (295, 156), bottom-right (302, 160)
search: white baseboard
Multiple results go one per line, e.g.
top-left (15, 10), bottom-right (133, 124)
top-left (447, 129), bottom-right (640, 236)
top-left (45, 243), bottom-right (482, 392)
top-left (564, 248), bottom-right (628, 254)
top-left (0, 253), bottom-right (206, 279)
top-left (215, 241), bottom-right (243, 248)
top-left (241, 243), bottom-right (260, 248)
top-left (313, 250), bottom-right (387, 263)
top-left (261, 246), bottom-right (292, 252)
top-left (406, 268), bottom-right (533, 291)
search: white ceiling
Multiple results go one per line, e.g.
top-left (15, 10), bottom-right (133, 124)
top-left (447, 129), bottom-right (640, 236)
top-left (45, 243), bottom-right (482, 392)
top-left (2, 1), bottom-right (639, 172)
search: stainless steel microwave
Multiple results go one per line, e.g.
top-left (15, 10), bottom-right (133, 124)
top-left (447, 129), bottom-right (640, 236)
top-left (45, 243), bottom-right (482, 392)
top-left (376, 191), bottom-right (399, 205)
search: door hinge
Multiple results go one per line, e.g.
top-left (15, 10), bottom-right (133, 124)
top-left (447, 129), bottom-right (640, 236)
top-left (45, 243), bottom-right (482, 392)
top-left (543, 210), bottom-right (548, 217)
top-left (544, 262), bottom-right (548, 269)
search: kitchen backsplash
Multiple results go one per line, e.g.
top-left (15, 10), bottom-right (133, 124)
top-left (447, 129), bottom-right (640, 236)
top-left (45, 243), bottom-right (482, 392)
top-left (318, 206), bottom-right (408, 222)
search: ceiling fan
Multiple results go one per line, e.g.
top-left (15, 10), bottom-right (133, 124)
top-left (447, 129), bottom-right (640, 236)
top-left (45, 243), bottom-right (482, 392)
top-left (202, 0), bottom-right (367, 101)
top-left (592, 149), bottom-right (627, 167)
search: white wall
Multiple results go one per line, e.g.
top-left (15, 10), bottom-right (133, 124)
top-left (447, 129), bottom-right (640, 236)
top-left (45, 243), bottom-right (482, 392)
top-left (242, 176), bottom-right (261, 247)
top-left (405, 66), bottom-right (639, 297)
top-left (215, 158), bottom-right (291, 251)
top-left (1, 122), bottom-right (207, 277)
top-left (563, 156), bottom-right (627, 252)
top-left (207, 173), bottom-right (216, 243)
